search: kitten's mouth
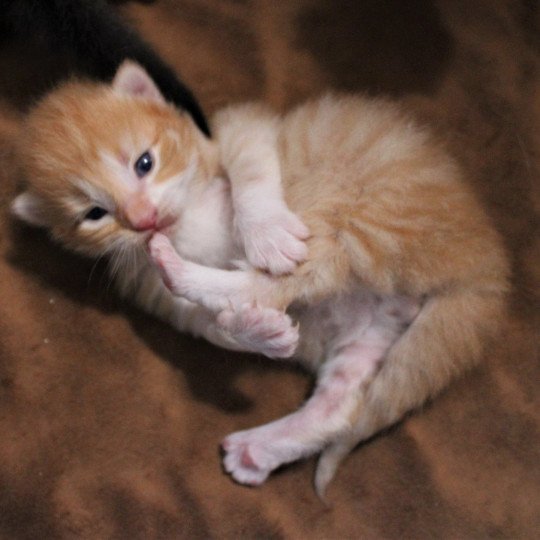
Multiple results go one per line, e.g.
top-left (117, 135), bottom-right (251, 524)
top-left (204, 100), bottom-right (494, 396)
top-left (136, 215), bottom-right (177, 244)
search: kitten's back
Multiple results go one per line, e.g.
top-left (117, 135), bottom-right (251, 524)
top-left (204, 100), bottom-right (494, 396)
top-left (278, 94), bottom-right (442, 212)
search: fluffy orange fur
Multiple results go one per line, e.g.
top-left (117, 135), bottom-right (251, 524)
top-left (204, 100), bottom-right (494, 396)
top-left (12, 65), bottom-right (510, 493)
top-left (212, 96), bottom-right (511, 466)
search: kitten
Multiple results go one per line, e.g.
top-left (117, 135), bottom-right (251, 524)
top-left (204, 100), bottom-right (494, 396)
top-left (12, 62), bottom-right (510, 496)
top-left (2, 0), bottom-right (209, 134)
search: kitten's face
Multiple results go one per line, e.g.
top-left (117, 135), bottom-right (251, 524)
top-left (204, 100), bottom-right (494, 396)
top-left (12, 62), bottom-right (213, 259)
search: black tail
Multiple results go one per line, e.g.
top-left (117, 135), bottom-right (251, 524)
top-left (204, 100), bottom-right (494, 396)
top-left (0, 0), bottom-right (210, 135)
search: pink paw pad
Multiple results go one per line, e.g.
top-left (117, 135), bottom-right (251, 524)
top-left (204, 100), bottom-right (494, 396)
top-left (240, 447), bottom-right (259, 470)
top-left (221, 432), bottom-right (275, 486)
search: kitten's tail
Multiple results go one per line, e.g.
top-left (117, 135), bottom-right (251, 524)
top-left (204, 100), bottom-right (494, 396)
top-left (314, 282), bottom-right (509, 498)
top-left (315, 438), bottom-right (357, 501)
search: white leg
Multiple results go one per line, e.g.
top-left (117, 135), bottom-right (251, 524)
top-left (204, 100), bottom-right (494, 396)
top-left (168, 301), bottom-right (298, 359)
top-left (173, 302), bottom-right (246, 352)
top-left (149, 233), bottom-right (270, 313)
top-left (150, 235), bottom-right (298, 358)
top-left (221, 341), bottom-right (387, 486)
top-left (214, 103), bottom-right (310, 275)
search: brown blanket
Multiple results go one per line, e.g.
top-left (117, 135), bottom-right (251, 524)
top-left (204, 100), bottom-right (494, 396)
top-left (1, 1), bottom-right (539, 537)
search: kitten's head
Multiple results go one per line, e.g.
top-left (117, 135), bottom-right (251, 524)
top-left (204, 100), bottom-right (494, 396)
top-left (12, 61), bottom-right (215, 260)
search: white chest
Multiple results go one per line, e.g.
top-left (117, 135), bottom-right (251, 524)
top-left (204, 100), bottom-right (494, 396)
top-left (170, 178), bottom-right (238, 268)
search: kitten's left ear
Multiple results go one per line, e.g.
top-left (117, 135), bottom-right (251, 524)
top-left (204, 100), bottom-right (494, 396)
top-left (112, 60), bottom-right (165, 103)
top-left (11, 191), bottom-right (50, 227)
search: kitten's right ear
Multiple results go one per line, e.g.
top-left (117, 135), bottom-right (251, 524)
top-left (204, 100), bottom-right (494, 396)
top-left (11, 192), bottom-right (50, 227)
top-left (112, 60), bottom-right (165, 104)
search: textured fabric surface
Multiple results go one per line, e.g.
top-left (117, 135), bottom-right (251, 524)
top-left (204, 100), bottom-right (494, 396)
top-left (1, 1), bottom-right (539, 538)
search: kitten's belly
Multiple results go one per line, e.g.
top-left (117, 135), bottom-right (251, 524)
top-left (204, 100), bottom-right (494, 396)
top-left (291, 288), bottom-right (420, 371)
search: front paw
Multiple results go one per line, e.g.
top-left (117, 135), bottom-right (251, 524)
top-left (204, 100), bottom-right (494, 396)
top-left (148, 233), bottom-right (184, 293)
top-left (217, 304), bottom-right (298, 358)
top-left (239, 206), bottom-right (310, 275)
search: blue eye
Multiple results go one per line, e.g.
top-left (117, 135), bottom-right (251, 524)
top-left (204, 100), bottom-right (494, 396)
top-left (85, 207), bottom-right (108, 221)
top-left (135, 151), bottom-right (153, 178)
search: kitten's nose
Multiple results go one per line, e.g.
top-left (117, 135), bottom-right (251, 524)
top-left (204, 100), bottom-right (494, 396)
top-left (125, 193), bottom-right (158, 231)
top-left (132, 211), bottom-right (157, 231)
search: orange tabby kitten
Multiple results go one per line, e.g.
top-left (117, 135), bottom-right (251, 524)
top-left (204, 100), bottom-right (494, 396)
top-left (12, 62), bottom-right (509, 496)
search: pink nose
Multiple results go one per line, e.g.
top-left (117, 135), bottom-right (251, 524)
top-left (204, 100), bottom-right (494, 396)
top-left (125, 193), bottom-right (158, 231)
top-left (132, 211), bottom-right (157, 231)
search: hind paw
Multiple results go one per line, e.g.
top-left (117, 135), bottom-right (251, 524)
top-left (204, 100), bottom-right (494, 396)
top-left (217, 304), bottom-right (298, 358)
top-left (221, 430), bottom-right (279, 486)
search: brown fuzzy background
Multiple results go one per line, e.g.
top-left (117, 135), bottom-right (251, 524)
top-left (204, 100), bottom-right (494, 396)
top-left (1, 0), bottom-right (539, 538)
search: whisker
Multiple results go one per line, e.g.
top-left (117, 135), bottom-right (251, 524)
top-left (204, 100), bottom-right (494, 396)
top-left (88, 251), bottom-right (108, 289)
